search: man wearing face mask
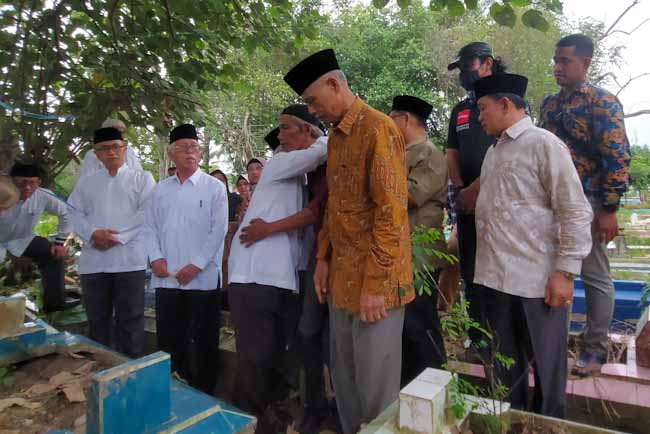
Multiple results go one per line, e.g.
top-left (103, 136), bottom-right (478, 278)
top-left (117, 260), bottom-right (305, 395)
top-left (445, 42), bottom-right (506, 349)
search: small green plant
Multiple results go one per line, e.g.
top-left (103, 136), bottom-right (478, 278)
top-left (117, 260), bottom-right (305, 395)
top-left (33, 212), bottom-right (60, 238)
top-left (440, 299), bottom-right (515, 434)
top-left (0, 366), bottom-right (15, 389)
top-left (410, 225), bottom-right (516, 432)
top-left (411, 225), bottom-right (457, 298)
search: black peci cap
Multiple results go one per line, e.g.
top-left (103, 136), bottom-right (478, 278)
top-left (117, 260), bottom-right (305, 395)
top-left (10, 162), bottom-right (44, 179)
top-left (391, 95), bottom-right (433, 121)
top-left (169, 123), bottom-right (198, 144)
top-left (474, 73), bottom-right (528, 100)
top-left (264, 128), bottom-right (281, 151)
top-left (284, 49), bottom-right (340, 95)
top-left (93, 127), bottom-right (123, 144)
top-left (281, 104), bottom-right (325, 132)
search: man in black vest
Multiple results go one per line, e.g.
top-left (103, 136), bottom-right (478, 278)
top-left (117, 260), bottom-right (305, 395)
top-left (445, 42), bottom-right (506, 349)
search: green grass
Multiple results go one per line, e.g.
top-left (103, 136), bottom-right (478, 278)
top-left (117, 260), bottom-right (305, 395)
top-left (33, 212), bottom-right (59, 238)
top-left (611, 270), bottom-right (648, 281)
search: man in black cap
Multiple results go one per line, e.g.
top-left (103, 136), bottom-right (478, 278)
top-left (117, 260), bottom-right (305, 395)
top-left (68, 127), bottom-right (155, 357)
top-left (285, 49), bottom-right (414, 434)
top-left (445, 42), bottom-right (506, 349)
top-left (228, 105), bottom-right (328, 431)
top-left (389, 95), bottom-right (448, 384)
top-left (143, 123), bottom-right (229, 394)
top-left (237, 106), bottom-right (331, 434)
top-left (0, 162), bottom-right (72, 312)
top-left (473, 74), bottom-right (593, 417)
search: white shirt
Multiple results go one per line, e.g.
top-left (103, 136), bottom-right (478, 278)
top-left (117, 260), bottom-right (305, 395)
top-left (228, 136), bottom-right (328, 291)
top-left (0, 188), bottom-right (71, 260)
top-left (144, 169), bottom-right (228, 291)
top-left (67, 165), bottom-right (155, 274)
top-left (79, 147), bottom-right (142, 179)
top-left (474, 117), bottom-right (593, 298)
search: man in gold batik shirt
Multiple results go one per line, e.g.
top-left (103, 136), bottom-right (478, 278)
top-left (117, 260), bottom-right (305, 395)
top-left (284, 49), bottom-right (413, 434)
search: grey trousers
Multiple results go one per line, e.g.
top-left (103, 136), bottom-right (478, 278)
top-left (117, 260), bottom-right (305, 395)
top-left (80, 271), bottom-right (145, 358)
top-left (480, 285), bottom-right (568, 418)
top-left (329, 304), bottom-right (405, 434)
top-left (581, 199), bottom-right (615, 359)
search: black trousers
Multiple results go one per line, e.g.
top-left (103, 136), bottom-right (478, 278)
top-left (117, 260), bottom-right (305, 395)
top-left (155, 287), bottom-right (220, 395)
top-left (479, 285), bottom-right (568, 418)
top-left (298, 268), bottom-right (330, 411)
top-left (80, 271), bottom-right (145, 358)
top-left (456, 214), bottom-right (486, 347)
top-left (22, 236), bottom-right (66, 313)
top-left (228, 282), bottom-right (293, 417)
top-left (402, 287), bottom-right (447, 386)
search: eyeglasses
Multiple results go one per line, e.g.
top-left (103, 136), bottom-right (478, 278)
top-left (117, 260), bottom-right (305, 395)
top-left (173, 144), bottom-right (201, 153)
top-left (95, 144), bottom-right (126, 153)
top-left (14, 178), bottom-right (40, 188)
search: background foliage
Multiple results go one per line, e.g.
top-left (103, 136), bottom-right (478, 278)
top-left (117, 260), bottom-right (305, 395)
top-left (0, 0), bottom-right (637, 189)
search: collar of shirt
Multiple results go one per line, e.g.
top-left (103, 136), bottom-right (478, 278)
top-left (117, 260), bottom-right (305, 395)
top-left (501, 116), bottom-right (533, 142)
top-left (99, 162), bottom-right (128, 177)
top-left (173, 168), bottom-right (202, 186)
top-left (406, 134), bottom-right (429, 150)
top-left (559, 80), bottom-right (590, 100)
top-left (335, 96), bottom-right (365, 136)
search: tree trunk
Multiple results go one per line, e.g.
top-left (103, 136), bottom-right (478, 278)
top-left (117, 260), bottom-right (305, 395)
top-left (0, 126), bottom-right (19, 175)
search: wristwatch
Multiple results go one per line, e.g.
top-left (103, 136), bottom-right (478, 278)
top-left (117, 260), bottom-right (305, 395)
top-left (558, 270), bottom-right (576, 281)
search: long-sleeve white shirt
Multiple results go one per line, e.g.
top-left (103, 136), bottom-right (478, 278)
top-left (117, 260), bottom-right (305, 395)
top-left (474, 116), bottom-right (593, 298)
top-left (144, 168), bottom-right (228, 291)
top-left (79, 147), bottom-right (142, 179)
top-left (67, 165), bottom-right (155, 274)
top-left (228, 136), bottom-right (328, 291)
top-left (0, 188), bottom-right (71, 260)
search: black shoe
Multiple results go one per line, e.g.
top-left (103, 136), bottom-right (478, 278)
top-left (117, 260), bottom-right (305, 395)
top-left (42, 298), bottom-right (81, 313)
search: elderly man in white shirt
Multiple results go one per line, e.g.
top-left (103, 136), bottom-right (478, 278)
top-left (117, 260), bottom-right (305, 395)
top-left (227, 105), bottom-right (327, 422)
top-left (143, 123), bottom-right (228, 394)
top-left (78, 119), bottom-right (142, 179)
top-left (68, 127), bottom-right (155, 357)
top-left (473, 74), bottom-right (593, 417)
top-left (0, 162), bottom-right (72, 312)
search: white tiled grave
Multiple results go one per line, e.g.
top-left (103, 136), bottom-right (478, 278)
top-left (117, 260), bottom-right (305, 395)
top-left (0, 295), bottom-right (26, 339)
top-left (398, 368), bottom-right (453, 434)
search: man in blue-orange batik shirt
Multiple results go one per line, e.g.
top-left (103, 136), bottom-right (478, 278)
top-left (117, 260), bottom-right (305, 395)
top-left (540, 33), bottom-right (631, 377)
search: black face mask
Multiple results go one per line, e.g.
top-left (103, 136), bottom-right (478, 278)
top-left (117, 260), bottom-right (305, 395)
top-left (459, 70), bottom-right (481, 92)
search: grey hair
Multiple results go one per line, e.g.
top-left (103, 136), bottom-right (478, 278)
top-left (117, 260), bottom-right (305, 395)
top-left (101, 118), bottom-right (126, 130)
top-left (331, 69), bottom-right (347, 84)
top-left (305, 123), bottom-right (324, 139)
top-left (288, 116), bottom-right (324, 139)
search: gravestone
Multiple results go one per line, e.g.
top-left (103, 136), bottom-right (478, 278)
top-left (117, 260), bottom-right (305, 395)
top-left (636, 307), bottom-right (650, 368)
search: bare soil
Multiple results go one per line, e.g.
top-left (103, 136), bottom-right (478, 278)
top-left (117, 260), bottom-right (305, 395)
top-left (0, 350), bottom-right (116, 434)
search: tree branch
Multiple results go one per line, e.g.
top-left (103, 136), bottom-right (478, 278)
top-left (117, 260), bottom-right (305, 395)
top-left (108, 0), bottom-right (122, 49)
top-left (625, 109), bottom-right (650, 118)
top-left (616, 72), bottom-right (650, 97)
top-left (607, 18), bottom-right (650, 38)
top-left (162, 0), bottom-right (176, 41)
top-left (600, 0), bottom-right (639, 40)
